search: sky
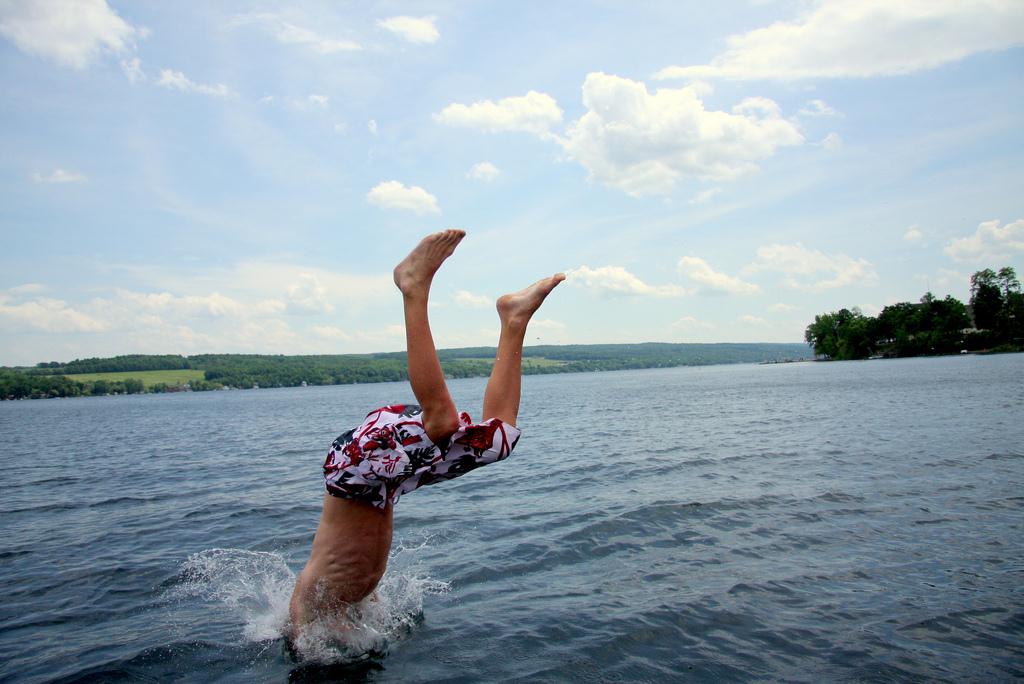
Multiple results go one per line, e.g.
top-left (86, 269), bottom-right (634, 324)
top-left (1, 0), bottom-right (1022, 366)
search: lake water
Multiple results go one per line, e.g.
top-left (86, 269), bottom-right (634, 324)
top-left (1, 354), bottom-right (1022, 683)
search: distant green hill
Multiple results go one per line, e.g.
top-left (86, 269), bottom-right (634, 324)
top-left (3, 342), bottom-right (810, 399)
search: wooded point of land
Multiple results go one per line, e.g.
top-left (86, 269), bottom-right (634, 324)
top-left (805, 267), bottom-right (1023, 360)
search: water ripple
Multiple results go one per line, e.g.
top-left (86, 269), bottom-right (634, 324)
top-left (1, 355), bottom-right (1023, 682)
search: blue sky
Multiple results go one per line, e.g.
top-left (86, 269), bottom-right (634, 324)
top-left (1, 0), bottom-right (1022, 365)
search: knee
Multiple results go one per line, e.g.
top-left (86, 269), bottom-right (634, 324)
top-left (424, 410), bottom-right (459, 443)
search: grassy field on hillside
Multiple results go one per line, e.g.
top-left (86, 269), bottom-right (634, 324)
top-left (522, 357), bottom-right (566, 369)
top-left (64, 369), bottom-right (206, 388)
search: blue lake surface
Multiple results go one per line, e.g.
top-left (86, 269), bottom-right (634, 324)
top-left (1, 354), bottom-right (1023, 682)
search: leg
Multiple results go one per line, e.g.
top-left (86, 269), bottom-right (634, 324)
top-left (394, 229), bottom-right (465, 442)
top-left (483, 274), bottom-right (566, 424)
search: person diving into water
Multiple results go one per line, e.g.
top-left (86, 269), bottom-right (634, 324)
top-left (289, 229), bottom-right (564, 641)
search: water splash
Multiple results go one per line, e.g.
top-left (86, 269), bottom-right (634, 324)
top-left (167, 548), bottom-right (294, 642)
top-left (167, 538), bottom-right (449, 664)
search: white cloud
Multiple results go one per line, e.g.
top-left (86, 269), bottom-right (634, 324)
top-left (110, 290), bottom-right (246, 318)
top-left (654, 1), bottom-right (1024, 81)
top-left (914, 268), bottom-right (968, 291)
top-left (0, 263), bottom-right (406, 362)
top-left (670, 315), bottom-right (715, 331)
top-left (83, 288), bottom-right (314, 352)
top-left (453, 290), bottom-right (491, 308)
top-left (325, 325), bottom-right (406, 347)
top-left (120, 56), bottom-right (144, 83)
top-left (769, 302), bottom-right (797, 312)
top-left (566, 265), bottom-right (688, 298)
top-left (311, 325), bottom-right (351, 341)
top-left (799, 99), bottom-right (838, 117)
top-left (821, 132), bottom-right (843, 152)
top-left (6, 283), bottom-right (47, 295)
top-left (268, 93), bottom-right (331, 111)
top-left (0, 0), bottom-right (141, 69)
top-left (377, 15), bottom-right (439, 44)
top-left (234, 318), bottom-right (301, 352)
top-left (254, 299), bottom-right (286, 315)
top-left (904, 226), bottom-right (924, 242)
top-left (0, 297), bottom-right (106, 332)
top-left (240, 13), bottom-right (361, 53)
top-left (259, 93), bottom-right (334, 112)
top-left (286, 274), bottom-right (334, 313)
top-left (31, 168), bottom-right (86, 183)
top-left (435, 91), bottom-right (563, 135)
top-left (944, 219), bottom-right (1024, 263)
top-left (689, 187), bottom-right (721, 204)
top-left (367, 119), bottom-right (378, 135)
top-left (348, 324), bottom-right (406, 345)
top-left (467, 162), bottom-right (500, 182)
top-left (746, 243), bottom-right (877, 290)
top-left (366, 180), bottom-right (440, 215)
top-left (559, 73), bottom-right (803, 196)
top-left (86, 289), bottom-right (295, 333)
top-left (157, 69), bottom-right (231, 98)
top-left (738, 314), bottom-right (767, 325)
top-left (678, 256), bottom-right (760, 295)
top-left (224, 261), bottom-right (394, 315)
top-left (528, 318), bottom-right (569, 339)
top-left (857, 303), bottom-right (882, 317)
top-left (0, 289), bottom-right (238, 357)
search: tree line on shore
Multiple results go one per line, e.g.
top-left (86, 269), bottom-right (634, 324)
top-left (1, 343), bottom-right (809, 400)
top-left (28, 354), bottom-right (191, 375)
top-left (0, 371), bottom-right (226, 400)
top-left (805, 267), bottom-right (1023, 360)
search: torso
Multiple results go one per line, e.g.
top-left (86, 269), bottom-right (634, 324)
top-left (289, 495), bottom-right (394, 630)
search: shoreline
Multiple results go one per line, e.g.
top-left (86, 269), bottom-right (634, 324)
top-left (6, 349), bottom-right (1022, 402)
top-left (1, 342), bottom-right (812, 401)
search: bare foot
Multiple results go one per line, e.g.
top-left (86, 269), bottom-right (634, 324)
top-left (497, 273), bottom-right (566, 327)
top-left (393, 229), bottom-right (466, 297)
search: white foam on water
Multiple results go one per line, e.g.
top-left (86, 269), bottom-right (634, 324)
top-left (168, 548), bottom-right (294, 642)
top-left (168, 538), bottom-right (449, 663)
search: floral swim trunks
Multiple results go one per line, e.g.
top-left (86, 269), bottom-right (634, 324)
top-left (323, 404), bottom-right (521, 509)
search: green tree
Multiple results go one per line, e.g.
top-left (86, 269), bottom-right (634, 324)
top-left (123, 378), bottom-right (145, 394)
top-left (997, 267), bottom-right (1020, 299)
top-left (994, 267), bottom-right (1022, 343)
top-left (875, 302), bottom-right (915, 355)
top-left (837, 314), bottom-right (873, 359)
top-left (805, 308), bottom-right (873, 359)
top-left (970, 268), bottom-right (1002, 330)
top-left (914, 294), bottom-right (970, 354)
top-left (1003, 290), bottom-right (1024, 343)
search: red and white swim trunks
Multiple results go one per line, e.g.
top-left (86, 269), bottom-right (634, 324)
top-left (323, 404), bottom-right (521, 509)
